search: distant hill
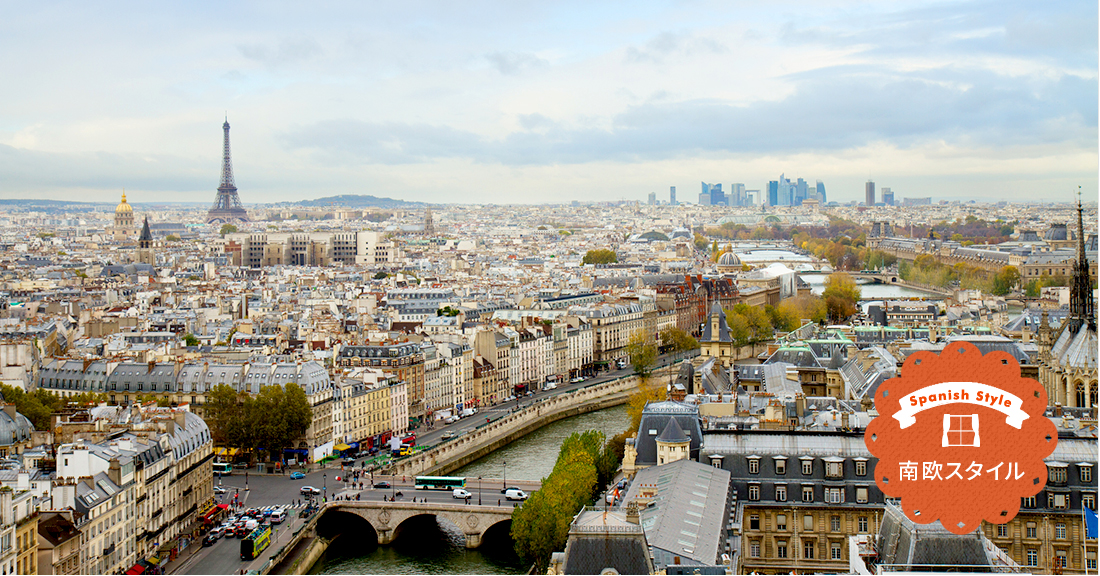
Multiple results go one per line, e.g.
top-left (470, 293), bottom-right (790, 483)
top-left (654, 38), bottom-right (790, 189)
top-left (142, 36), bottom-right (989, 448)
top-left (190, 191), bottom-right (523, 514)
top-left (299, 195), bottom-right (422, 208)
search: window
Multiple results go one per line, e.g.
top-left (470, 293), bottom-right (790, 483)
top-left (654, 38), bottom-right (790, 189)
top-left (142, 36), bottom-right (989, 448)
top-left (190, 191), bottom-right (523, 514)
top-left (748, 484), bottom-right (760, 501)
top-left (803, 486), bottom-right (814, 502)
top-left (776, 514), bottom-right (787, 531)
top-left (776, 485), bottom-right (787, 502)
top-left (776, 541), bottom-right (788, 559)
top-left (831, 543), bottom-right (842, 560)
top-left (802, 459), bottom-right (813, 475)
top-left (1049, 493), bottom-right (1068, 510)
top-left (856, 487), bottom-right (868, 504)
top-left (1050, 467), bottom-right (1067, 483)
top-left (1026, 523), bottom-right (1036, 538)
top-left (1087, 551), bottom-right (1097, 571)
top-left (1083, 466), bottom-right (1094, 483)
top-left (1026, 549), bottom-right (1037, 566)
top-left (748, 458), bottom-right (760, 474)
top-left (1055, 523), bottom-right (1066, 539)
top-left (997, 524), bottom-right (1007, 538)
top-left (826, 461), bottom-right (843, 478)
top-left (858, 516), bottom-right (868, 533)
top-left (750, 542), bottom-right (760, 558)
top-left (831, 515), bottom-right (841, 532)
top-left (1022, 496), bottom-right (1036, 509)
top-left (826, 488), bottom-right (844, 504)
top-left (942, 414), bottom-right (979, 446)
top-left (749, 515), bottom-right (759, 530)
top-left (1055, 551), bottom-right (1067, 569)
top-left (855, 460), bottom-right (867, 476)
top-left (775, 459), bottom-right (786, 475)
top-left (803, 541), bottom-right (815, 559)
top-left (804, 515), bottom-right (814, 530)
top-left (1085, 494), bottom-right (1096, 511)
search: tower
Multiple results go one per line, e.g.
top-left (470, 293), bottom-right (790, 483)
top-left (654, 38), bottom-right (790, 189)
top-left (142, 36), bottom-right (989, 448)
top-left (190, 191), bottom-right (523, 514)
top-left (136, 216), bottom-right (155, 266)
top-left (669, 186), bottom-right (677, 206)
top-left (423, 206), bottom-right (435, 236)
top-left (865, 180), bottom-right (876, 206)
top-left (206, 118), bottom-right (250, 224)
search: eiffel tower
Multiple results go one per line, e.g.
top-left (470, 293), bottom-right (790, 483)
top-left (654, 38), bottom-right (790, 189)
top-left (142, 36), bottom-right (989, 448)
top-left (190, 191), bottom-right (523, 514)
top-left (206, 117), bottom-right (250, 224)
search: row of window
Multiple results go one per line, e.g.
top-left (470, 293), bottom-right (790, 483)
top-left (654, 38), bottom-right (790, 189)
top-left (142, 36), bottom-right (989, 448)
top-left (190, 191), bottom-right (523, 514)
top-left (748, 514), bottom-right (868, 533)
top-left (749, 539), bottom-right (846, 561)
top-left (746, 457), bottom-right (867, 477)
top-left (746, 484), bottom-right (868, 504)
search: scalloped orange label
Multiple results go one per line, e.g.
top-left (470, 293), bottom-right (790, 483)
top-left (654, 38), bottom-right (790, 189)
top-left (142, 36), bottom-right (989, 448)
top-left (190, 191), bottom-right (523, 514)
top-left (865, 341), bottom-right (1057, 534)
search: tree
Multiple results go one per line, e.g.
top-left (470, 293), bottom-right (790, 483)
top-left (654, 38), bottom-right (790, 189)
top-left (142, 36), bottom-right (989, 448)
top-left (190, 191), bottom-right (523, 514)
top-left (822, 273), bottom-right (861, 322)
top-left (777, 295), bottom-right (827, 327)
top-left (658, 327), bottom-right (698, 356)
top-left (219, 223), bottom-right (238, 236)
top-left (205, 385), bottom-right (244, 447)
top-left (625, 329), bottom-right (658, 376)
top-left (373, 271), bottom-right (388, 280)
top-left (727, 304), bottom-right (773, 342)
top-left (182, 333), bottom-right (200, 347)
top-left (582, 249), bottom-right (618, 265)
top-left (165, 234), bottom-right (180, 242)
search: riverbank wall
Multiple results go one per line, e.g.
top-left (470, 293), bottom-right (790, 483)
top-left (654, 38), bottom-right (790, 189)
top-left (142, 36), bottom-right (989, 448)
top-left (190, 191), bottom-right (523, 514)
top-left (391, 370), bottom-right (655, 477)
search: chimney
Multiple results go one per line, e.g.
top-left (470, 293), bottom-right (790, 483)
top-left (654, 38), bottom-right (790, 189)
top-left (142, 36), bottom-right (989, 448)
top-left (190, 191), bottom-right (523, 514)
top-left (108, 457), bottom-right (122, 486)
top-left (1055, 403), bottom-right (1063, 417)
top-left (2, 405), bottom-right (14, 421)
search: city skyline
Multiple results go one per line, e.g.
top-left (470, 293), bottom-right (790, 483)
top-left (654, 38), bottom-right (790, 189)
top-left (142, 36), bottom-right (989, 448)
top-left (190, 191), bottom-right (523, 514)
top-left (0, 1), bottom-right (1096, 206)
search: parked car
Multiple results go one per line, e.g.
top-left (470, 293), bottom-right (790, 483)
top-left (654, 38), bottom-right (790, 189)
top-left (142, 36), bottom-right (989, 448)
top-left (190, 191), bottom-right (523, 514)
top-left (441, 431), bottom-right (456, 440)
top-left (342, 457), bottom-right (356, 466)
top-left (300, 486), bottom-right (322, 495)
top-left (373, 481), bottom-right (392, 489)
top-left (213, 486), bottom-right (227, 495)
top-left (452, 488), bottom-right (472, 500)
top-left (505, 488), bottom-right (528, 501)
top-left (545, 383), bottom-right (557, 390)
top-left (202, 534), bottom-right (218, 547)
top-left (290, 471), bottom-right (305, 480)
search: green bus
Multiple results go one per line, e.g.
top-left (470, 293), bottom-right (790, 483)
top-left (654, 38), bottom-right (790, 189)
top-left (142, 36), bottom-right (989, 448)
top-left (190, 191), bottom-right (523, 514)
top-left (240, 525), bottom-right (272, 561)
top-left (414, 476), bottom-right (467, 490)
top-left (213, 462), bottom-right (232, 476)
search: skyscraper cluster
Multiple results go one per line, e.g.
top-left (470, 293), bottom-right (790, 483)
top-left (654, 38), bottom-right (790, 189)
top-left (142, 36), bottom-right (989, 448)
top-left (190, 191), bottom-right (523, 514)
top-left (696, 182), bottom-right (756, 207)
top-left (766, 175), bottom-right (827, 206)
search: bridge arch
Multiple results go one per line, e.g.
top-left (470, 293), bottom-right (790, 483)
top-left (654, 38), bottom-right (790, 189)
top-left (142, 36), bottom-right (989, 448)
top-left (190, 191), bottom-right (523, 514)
top-left (324, 502), bottom-right (515, 549)
top-left (317, 508), bottom-right (378, 542)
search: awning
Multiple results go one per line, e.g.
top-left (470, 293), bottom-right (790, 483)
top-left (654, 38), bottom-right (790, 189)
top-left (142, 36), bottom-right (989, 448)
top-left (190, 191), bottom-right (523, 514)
top-left (124, 564), bottom-right (144, 575)
top-left (334, 443), bottom-right (352, 452)
top-left (214, 447), bottom-right (242, 456)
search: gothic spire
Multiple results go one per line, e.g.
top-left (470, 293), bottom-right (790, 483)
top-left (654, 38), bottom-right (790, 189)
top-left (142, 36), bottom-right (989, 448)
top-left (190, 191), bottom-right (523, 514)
top-left (1070, 187), bottom-right (1095, 328)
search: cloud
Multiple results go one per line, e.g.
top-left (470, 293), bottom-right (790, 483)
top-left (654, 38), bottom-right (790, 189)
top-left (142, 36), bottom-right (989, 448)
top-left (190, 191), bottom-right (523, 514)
top-left (625, 31), bottom-right (728, 63)
top-left (236, 37), bottom-right (323, 67)
top-left (485, 51), bottom-right (548, 75)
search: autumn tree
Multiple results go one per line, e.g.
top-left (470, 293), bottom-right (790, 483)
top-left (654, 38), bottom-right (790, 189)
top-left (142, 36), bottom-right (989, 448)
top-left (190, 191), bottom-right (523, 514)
top-left (658, 327), bottom-right (698, 356)
top-left (582, 249), bottom-right (618, 265)
top-left (625, 329), bottom-right (658, 376)
top-left (822, 272), bottom-right (862, 323)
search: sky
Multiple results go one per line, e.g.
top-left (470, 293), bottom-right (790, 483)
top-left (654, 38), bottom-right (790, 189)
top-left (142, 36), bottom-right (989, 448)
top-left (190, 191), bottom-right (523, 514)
top-left (0, 0), bottom-right (1096, 206)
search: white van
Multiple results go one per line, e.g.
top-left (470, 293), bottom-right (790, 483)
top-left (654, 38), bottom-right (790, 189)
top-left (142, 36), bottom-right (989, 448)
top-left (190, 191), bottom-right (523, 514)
top-left (505, 488), bottom-right (528, 501)
top-left (269, 509), bottom-right (287, 524)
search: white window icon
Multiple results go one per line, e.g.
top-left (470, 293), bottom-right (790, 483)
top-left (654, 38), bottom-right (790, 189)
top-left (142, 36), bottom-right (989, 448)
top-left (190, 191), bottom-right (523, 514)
top-left (943, 414), bottom-right (979, 447)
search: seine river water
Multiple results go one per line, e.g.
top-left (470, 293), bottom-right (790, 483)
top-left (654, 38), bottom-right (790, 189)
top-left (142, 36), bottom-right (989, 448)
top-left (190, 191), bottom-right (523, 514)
top-left (311, 404), bottom-right (631, 575)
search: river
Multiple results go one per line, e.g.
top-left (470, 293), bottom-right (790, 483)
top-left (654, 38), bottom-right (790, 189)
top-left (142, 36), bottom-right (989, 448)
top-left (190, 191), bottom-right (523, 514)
top-left (311, 404), bottom-right (631, 575)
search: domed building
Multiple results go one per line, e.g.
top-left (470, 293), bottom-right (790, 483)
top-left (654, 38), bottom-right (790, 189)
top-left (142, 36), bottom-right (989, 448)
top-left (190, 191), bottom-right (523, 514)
top-left (111, 191), bottom-right (136, 241)
top-left (716, 250), bottom-right (742, 275)
top-left (0, 404), bottom-right (34, 457)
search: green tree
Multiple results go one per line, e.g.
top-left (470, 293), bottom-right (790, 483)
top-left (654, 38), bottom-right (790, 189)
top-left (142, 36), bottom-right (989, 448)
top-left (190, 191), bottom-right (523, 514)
top-left (727, 313), bottom-right (752, 346)
top-left (219, 223), bottom-right (238, 236)
top-left (727, 303), bottom-right (773, 342)
top-left (165, 234), bottom-right (180, 242)
top-left (182, 333), bottom-right (200, 347)
top-left (658, 327), bottom-right (698, 356)
top-left (625, 329), bottom-right (658, 376)
top-left (582, 249), bottom-right (618, 265)
top-left (373, 271), bottom-right (388, 280)
top-left (205, 384), bottom-right (245, 447)
top-left (822, 273), bottom-right (861, 323)
top-left (693, 233), bottom-right (709, 252)
top-left (0, 385), bottom-right (61, 430)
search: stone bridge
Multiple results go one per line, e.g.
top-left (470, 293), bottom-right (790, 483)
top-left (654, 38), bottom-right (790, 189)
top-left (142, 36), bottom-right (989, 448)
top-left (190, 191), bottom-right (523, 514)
top-left (319, 500), bottom-right (517, 548)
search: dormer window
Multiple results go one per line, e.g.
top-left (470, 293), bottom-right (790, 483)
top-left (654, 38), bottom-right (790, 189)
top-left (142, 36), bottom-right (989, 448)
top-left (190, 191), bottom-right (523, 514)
top-left (748, 456), bottom-right (760, 474)
top-left (774, 456), bottom-right (787, 475)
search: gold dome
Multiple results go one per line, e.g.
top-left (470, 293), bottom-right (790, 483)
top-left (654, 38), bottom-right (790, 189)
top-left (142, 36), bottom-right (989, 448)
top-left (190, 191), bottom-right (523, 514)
top-left (116, 191), bottom-right (132, 214)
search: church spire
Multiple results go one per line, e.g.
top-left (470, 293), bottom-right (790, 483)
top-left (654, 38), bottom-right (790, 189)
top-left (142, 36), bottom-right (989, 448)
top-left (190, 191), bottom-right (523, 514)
top-left (1070, 187), bottom-right (1095, 328)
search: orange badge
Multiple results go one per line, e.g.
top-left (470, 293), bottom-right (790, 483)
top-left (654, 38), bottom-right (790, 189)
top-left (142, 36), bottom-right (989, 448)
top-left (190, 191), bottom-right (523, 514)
top-left (865, 341), bottom-right (1057, 534)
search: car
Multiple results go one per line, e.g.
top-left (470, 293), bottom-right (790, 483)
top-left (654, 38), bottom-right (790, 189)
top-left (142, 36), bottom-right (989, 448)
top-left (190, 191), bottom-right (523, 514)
top-left (342, 457), bottom-right (357, 466)
top-left (290, 471), bottom-right (305, 480)
top-left (441, 431), bottom-right (456, 440)
top-left (209, 526), bottom-right (225, 539)
top-left (500, 486), bottom-right (522, 494)
top-left (213, 486), bottom-right (227, 495)
top-left (505, 488), bottom-right (528, 501)
top-left (203, 534), bottom-right (218, 547)
top-left (453, 488), bottom-right (472, 500)
top-left (373, 481), bottom-right (392, 489)
top-left (300, 486), bottom-right (322, 495)
top-left (545, 383), bottom-right (557, 390)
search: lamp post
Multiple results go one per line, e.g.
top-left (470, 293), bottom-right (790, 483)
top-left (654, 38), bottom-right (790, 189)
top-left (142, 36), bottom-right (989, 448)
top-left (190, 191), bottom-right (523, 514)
top-left (478, 476), bottom-right (482, 506)
top-left (503, 460), bottom-right (507, 492)
top-left (323, 473), bottom-right (327, 501)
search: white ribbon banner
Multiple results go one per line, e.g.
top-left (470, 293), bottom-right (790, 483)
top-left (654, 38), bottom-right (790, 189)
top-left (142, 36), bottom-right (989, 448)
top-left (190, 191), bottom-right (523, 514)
top-left (892, 381), bottom-right (1028, 430)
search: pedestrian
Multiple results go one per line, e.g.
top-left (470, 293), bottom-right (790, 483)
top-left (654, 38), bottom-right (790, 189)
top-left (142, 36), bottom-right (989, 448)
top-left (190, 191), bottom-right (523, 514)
top-left (498, 499), bottom-right (501, 506)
